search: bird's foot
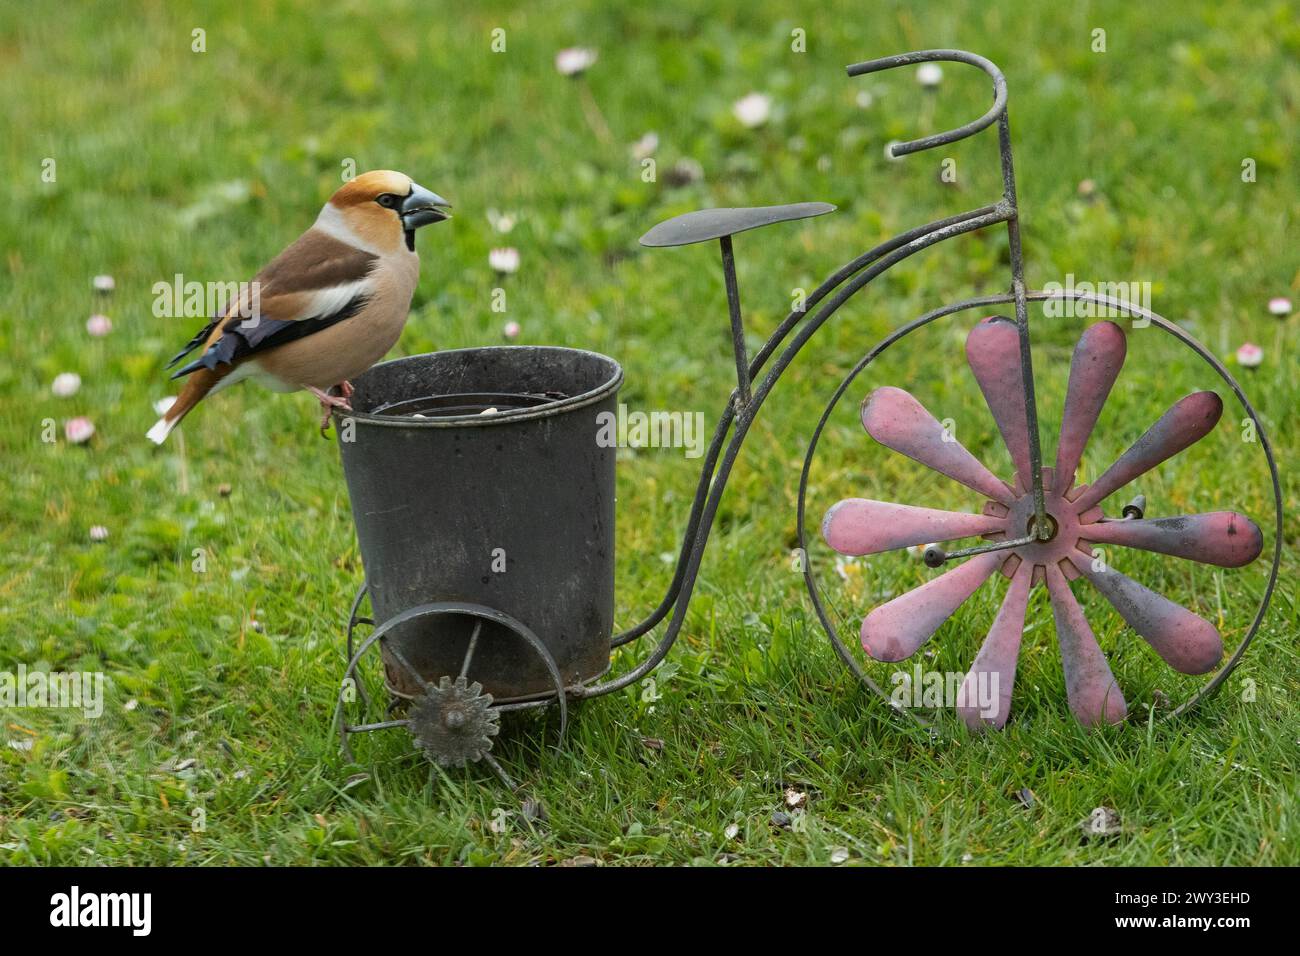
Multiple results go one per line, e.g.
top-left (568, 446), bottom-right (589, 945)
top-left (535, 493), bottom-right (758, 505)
top-left (338, 380), bottom-right (354, 400)
top-left (305, 385), bottom-right (353, 439)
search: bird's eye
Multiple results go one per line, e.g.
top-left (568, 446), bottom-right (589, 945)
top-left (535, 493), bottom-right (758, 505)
top-left (376, 194), bottom-right (398, 209)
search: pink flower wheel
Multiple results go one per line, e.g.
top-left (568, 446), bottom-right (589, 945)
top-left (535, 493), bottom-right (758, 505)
top-left (821, 316), bottom-right (1265, 730)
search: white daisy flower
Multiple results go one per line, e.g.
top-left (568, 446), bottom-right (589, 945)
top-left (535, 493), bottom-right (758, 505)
top-left (916, 63), bottom-right (943, 88)
top-left (732, 92), bottom-right (772, 128)
top-left (489, 247), bottom-right (520, 274)
top-left (555, 47), bottom-right (597, 77)
top-left (52, 372), bottom-right (82, 398)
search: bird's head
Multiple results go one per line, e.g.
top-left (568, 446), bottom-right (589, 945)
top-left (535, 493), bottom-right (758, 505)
top-left (325, 170), bottom-right (451, 253)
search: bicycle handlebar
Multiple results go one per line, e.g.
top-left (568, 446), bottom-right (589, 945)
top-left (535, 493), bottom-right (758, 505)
top-left (846, 49), bottom-right (1008, 157)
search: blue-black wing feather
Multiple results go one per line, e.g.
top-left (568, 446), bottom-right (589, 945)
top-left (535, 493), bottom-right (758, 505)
top-left (170, 291), bottom-right (371, 379)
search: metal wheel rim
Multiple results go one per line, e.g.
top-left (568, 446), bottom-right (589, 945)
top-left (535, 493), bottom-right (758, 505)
top-left (797, 290), bottom-right (1282, 728)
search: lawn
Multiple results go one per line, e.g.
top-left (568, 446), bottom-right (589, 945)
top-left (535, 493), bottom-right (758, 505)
top-left (1, 0), bottom-right (1296, 866)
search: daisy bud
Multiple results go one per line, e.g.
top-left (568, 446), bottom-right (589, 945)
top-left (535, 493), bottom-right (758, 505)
top-left (1235, 342), bottom-right (1263, 368)
top-left (65, 416), bottom-right (96, 444)
top-left (486, 209), bottom-right (517, 234)
top-left (630, 131), bottom-right (659, 161)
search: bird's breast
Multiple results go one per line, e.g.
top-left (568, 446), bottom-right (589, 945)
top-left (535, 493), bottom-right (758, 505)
top-left (360, 251), bottom-right (420, 351)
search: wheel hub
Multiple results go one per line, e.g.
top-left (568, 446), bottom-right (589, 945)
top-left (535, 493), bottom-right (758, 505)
top-left (408, 675), bottom-right (500, 767)
top-left (986, 465), bottom-right (1098, 583)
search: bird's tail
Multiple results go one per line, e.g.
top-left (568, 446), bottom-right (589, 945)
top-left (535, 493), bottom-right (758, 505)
top-left (147, 367), bottom-right (221, 444)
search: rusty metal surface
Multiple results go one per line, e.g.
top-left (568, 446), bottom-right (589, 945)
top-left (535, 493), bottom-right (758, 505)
top-left (860, 551), bottom-right (1003, 662)
top-left (1045, 564), bottom-right (1128, 727)
top-left (823, 498), bottom-right (1003, 556)
top-left (408, 675), bottom-right (500, 768)
top-left (861, 386), bottom-right (1014, 504)
top-left (957, 566), bottom-right (1031, 731)
top-left (966, 315), bottom-right (1033, 490)
top-left (1084, 512), bottom-right (1263, 568)
top-left (1072, 391), bottom-right (1223, 513)
top-left (1070, 553), bottom-right (1223, 675)
top-left (1053, 320), bottom-right (1127, 494)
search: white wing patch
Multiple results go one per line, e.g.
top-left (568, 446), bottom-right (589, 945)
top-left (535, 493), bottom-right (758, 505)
top-left (301, 279), bottom-right (371, 322)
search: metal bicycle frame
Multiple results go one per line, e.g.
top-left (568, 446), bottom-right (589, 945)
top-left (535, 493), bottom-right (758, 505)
top-left (338, 49), bottom-right (1282, 750)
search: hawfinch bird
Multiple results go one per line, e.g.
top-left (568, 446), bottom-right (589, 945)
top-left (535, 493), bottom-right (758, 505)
top-left (147, 170), bottom-right (450, 443)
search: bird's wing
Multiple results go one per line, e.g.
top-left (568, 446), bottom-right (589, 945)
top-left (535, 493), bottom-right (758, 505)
top-left (165, 311), bottom-right (225, 369)
top-left (169, 229), bottom-right (379, 380)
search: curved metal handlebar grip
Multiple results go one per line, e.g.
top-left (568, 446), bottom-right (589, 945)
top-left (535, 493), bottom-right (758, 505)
top-left (846, 49), bottom-right (1008, 157)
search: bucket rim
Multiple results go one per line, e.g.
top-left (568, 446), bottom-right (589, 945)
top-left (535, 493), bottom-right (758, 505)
top-left (334, 345), bottom-right (624, 428)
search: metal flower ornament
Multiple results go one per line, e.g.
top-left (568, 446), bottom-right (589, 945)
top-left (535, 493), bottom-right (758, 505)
top-left (822, 316), bottom-right (1264, 730)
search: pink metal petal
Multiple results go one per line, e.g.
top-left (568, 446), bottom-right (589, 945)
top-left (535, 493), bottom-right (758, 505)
top-left (1082, 512), bottom-right (1263, 569)
top-left (822, 498), bottom-right (1005, 556)
top-left (860, 551), bottom-right (1003, 662)
top-left (861, 387), bottom-right (1014, 505)
top-left (1073, 391), bottom-right (1223, 513)
top-left (965, 316), bottom-right (1034, 491)
top-left (1069, 553), bottom-right (1223, 675)
top-left (957, 565), bottom-right (1032, 731)
top-left (1053, 321), bottom-right (1127, 494)
top-left (1045, 564), bottom-right (1127, 726)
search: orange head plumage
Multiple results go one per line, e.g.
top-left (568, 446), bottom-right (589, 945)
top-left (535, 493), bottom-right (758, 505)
top-left (325, 170), bottom-right (452, 253)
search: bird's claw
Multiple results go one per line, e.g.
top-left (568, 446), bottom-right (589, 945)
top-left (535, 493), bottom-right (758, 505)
top-left (318, 400), bottom-right (353, 438)
top-left (305, 384), bottom-right (353, 438)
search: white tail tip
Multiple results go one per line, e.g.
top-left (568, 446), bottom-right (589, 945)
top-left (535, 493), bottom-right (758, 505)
top-left (146, 416), bottom-right (177, 445)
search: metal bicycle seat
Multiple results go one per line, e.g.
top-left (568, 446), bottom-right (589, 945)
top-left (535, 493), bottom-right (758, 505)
top-left (639, 201), bottom-right (835, 247)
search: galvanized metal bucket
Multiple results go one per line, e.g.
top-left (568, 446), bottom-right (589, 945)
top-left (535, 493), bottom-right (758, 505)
top-left (337, 346), bottom-right (622, 702)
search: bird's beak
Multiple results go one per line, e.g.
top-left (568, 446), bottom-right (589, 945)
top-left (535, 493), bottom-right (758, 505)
top-left (401, 183), bottom-right (452, 230)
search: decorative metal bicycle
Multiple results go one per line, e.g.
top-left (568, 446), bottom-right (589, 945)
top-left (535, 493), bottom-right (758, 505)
top-left (333, 50), bottom-right (1281, 779)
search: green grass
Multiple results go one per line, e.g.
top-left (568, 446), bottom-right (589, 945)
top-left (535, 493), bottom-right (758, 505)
top-left (1, 0), bottom-right (1297, 865)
